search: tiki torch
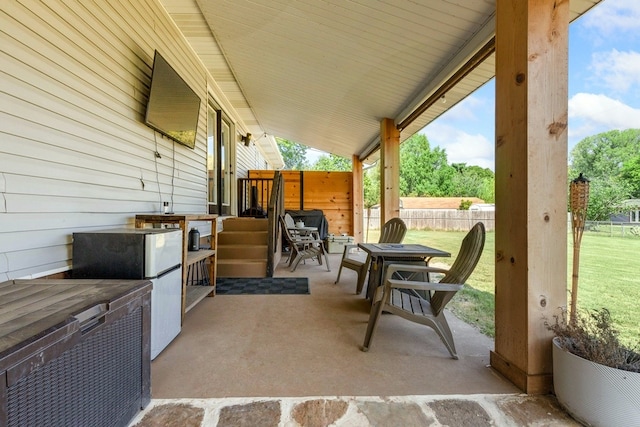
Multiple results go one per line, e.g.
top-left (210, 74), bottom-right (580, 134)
top-left (569, 173), bottom-right (590, 322)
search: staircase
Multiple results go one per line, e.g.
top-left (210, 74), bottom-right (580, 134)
top-left (216, 217), bottom-right (269, 278)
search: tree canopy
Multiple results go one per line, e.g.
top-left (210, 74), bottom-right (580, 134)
top-left (310, 154), bottom-right (351, 171)
top-left (398, 134), bottom-right (495, 201)
top-left (399, 134), bottom-right (454, 197)
top-left (277, 133), bottom-right (496, 207)
top-left (569, 128), bottom-right (640, 220)
top-left (275, 128), bottom-right (640, 220)
top-left (276, 138), bottom-right (308, 170)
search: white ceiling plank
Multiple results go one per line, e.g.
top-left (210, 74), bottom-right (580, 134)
top-left (160, 0), bottom-right (601, 161)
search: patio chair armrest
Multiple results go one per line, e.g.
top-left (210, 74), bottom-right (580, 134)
top-left (341, 243), bottom-right (359, 255)
top-left (383, 263), bottom-right (449, 281)
top-left (386, 279), bottom-right (464, 292)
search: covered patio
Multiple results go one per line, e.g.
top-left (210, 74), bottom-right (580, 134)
top-left (1, 0), bottom-right (604, 424)
top-left (131, 252), bottom-right (578, 425)
top-left (164, 0), bottom-right (598, 394)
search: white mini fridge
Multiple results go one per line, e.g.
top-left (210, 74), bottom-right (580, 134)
top-left (73, 228), bottom-right (183, 359)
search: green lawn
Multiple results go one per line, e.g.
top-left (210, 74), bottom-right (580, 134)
top-left (365, 229), bottom-right (640, 345)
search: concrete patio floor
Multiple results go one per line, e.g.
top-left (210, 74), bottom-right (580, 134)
top-left (130, 252), bottom-right (579, 426)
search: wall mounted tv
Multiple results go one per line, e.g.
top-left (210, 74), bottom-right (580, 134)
top-left (144, 50), bottom-right (201, 149)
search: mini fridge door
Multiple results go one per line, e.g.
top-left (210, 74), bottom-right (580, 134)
top-left (150, 267), bottom-right (182, 359)
top-left (144, 229), bottom-right (182, 278)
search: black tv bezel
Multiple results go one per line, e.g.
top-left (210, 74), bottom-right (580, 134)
top-left (144, 50), bottom-right (201, 149)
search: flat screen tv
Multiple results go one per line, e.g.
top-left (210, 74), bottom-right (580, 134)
top-left (144, 50), bottom-right (201, 149)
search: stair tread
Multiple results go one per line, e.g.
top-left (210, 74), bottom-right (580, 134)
top-left (218, 244), bottom-right (268, 247)
top-left (219, 231), bottom-right (268, 234)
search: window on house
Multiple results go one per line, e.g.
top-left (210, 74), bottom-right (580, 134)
top-left (207, 103), bottom-right (232, 215)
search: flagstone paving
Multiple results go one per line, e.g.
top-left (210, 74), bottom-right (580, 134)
top-left (130, 394), bottom-right (580, 426)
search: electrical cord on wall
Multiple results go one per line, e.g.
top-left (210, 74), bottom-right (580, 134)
top-left (170, 140), bottom-right (175, 210)
top-left (154, 133), bottom-right (163, 211)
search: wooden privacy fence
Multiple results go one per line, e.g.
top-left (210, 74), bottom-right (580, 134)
top-left (248, 170), bottom-right (353, 234)
top-left (246, 170), bottom-right (494, 233)
top-left (364, 209), bottom-right (495, 231)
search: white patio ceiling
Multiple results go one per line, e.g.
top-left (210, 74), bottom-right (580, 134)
top-left (161, 0), bottom-right (600, 166)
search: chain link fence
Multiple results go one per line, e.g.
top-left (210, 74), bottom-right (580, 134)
top-left (583, 221), bottom-right (640, 238)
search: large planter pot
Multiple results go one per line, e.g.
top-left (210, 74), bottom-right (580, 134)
top-left (552, 337), bottom-right (640, 426)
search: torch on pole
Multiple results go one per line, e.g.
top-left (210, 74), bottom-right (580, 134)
top-left (569, 173), bottom-right (590, 323)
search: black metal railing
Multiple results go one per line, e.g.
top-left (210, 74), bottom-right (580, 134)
top-left (237, 178), bottom-right (274, 217)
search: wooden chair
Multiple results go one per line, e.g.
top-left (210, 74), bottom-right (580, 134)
top-left (334, 217), bottom-right (407, 294)
top-left (279, 216), bottom-right (330, 272)
top-left (361, 222), bottom-right (485, 359)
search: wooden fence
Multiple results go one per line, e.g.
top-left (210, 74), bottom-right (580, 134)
top-left (364, 209), bottom-right (495, 231)
top-left (247, 170), bottom-right (494, 233)
top-left (248, 170), bottom-right (353, 235)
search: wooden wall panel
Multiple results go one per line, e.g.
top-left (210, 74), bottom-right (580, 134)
top-left (249, 170), bottom-right (353, 235)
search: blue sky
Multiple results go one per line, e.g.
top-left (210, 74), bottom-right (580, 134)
top-left (421, 0), bottom-right (640, 171)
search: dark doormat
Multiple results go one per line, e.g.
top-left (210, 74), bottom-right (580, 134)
top-left (215, 277), bottom-right (310, 295)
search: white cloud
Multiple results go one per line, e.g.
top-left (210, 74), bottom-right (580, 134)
top-left (421, 123), bottom-right (494, 170)
top-left (440, 94), bottom-right (487, 122)
top-left (568, 92), bottom-right (640, 145)
top-left (569, 93), bottom-right (640, 127)
top-left (589, 49), bottom-right (640, 94)
top-left (581, 0), bottom-right (640, 38)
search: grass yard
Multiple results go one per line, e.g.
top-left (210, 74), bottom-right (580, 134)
top-left (365, 228), bottom-right (640, 346)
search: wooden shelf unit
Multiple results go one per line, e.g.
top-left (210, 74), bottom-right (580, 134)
top-left (135, 214), bottom-right (218, 321)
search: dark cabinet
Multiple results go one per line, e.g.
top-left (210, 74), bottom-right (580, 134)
top-left (0, 279), bottom-right (152, 427)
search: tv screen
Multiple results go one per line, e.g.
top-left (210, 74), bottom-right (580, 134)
top-left (144, 51), bottom-right (201, 149)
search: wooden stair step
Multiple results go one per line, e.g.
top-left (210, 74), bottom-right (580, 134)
top-left (217, 259), bottom-right (267, 278)
top-left (221, 218), bottom-right (269, 232)
top-left (217, 244), bottom-right (267, 259)
top-left (218, 230), bottom-right (268, 245)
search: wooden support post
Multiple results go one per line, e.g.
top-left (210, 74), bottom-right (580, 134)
top-left (352, 155), bottom-right (364, 242)
top-left (380, 118), bottom-right (400, 225)
top-left (491, 0), bottom-right (569, 394)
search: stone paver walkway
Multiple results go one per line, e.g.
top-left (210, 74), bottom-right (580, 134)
top-left (129, 394), bottom-right (580, 426)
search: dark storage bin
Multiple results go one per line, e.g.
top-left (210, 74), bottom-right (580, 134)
top-left (0, 279), bottom-right (152, 427)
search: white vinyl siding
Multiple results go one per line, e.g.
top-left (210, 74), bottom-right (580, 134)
top-left (235, 142), bottom-right (269, 179)
top-left (0, 0), bottom-right (267, 280)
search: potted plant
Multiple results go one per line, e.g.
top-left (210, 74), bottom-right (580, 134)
top-left (547, 174), bottom-right (640, 426)
top-left (547, 308), bottom-right (640, 426)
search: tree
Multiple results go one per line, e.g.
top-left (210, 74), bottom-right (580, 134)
top-left (584, 177), bottom-right (632, 221)
top-left (569, 129), bottom-right (640, 219)
top-left (399, 134), bottom-right (455, 196)
top-left (277, 138), bottom-right (308, 170)
top-left (363, 164), bottom-right (380, 209)
top-left (570, 129), bottom-right (640, 180)
top-left (620, 155), bottom-right (640, 198)
top-left (311, 154), bottom-right (351, 171)
top-left (449, 164), bottom-right (495, 202)
top-left (362, 163), bottom-right (380, 241)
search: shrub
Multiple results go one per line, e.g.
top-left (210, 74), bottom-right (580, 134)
top-left (459, 199), bottom-right (473, 210)
top-left (547, 308), bottom-right (640, 373)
